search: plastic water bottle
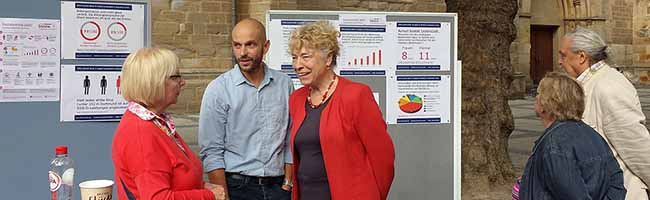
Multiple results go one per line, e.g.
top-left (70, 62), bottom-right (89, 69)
top-left (49, 146), bottom-right (74, 200)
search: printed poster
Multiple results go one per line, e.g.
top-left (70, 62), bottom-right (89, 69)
top-left (61, 1), bottom-right (145, 59)
top-left (391, 22), bottom-right (451, 72)
top-left (0, 18), bottom-right (60, 102)
top-left (386, 75), bottom-right (451, 124)
top-left (60, 65), bottom-right (127, 121)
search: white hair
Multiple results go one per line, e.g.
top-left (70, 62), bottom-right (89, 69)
top-left (565, 27), bottom-right (609, 63)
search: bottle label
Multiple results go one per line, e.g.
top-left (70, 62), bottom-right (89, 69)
top-left (49, 171), bottom-right (61, 192)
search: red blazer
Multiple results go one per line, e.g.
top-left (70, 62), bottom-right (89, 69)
top-left (289, 77), bottom-right (395, 200)
top-left (112, 111), bottom-right (215, 200)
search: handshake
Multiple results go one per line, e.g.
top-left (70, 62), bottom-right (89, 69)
top-left (205, 182), bottom-right (227, 200)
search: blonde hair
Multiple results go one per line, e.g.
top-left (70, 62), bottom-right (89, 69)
top-left (536, 72), bottom-right (585, 121)
top-left (288, 21), bottom-right (340, 66)
top-left (121, 48), bottom-right (179, 107)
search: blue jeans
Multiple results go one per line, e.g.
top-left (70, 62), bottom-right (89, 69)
top-left (226, 174), bottom-right (291, 200)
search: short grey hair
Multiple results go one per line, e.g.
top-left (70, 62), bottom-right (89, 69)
top-left (565, 27), bottom-right (609, 63)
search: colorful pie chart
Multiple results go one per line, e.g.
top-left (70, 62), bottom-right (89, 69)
top-left (399, 94), bottom-right (423, 113)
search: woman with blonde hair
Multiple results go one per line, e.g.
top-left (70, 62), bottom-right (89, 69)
top-left (516, 72), bottom-right (625, 200)
top-left (112, 48), bottom-right (225, 200)
top-left (287, 21), bottom-right (395, 200)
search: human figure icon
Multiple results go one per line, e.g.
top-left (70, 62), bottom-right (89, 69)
top-left (100, 75), bottom-right (107, 95)
top-left (83, 75), bottom-right (90, 95)
top-left (116, 75), bottom-right (121, 94)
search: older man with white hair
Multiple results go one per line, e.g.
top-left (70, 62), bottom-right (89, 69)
top-left (559, 27), bottom-right (650, 200)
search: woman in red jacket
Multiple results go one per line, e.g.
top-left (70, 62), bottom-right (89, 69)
top-left (287, 21), bottom-right (395, 200)
top-left (112, 48), bottom-right (225, 200)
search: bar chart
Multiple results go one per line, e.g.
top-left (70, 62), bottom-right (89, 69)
top-left (346, 49), bottom-right (382, 67)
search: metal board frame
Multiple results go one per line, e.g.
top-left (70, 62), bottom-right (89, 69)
top-left (266, 10), bottom-right (460, 200)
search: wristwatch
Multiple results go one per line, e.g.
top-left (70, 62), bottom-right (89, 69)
top-left (283, 179), bottom-right (293, 188)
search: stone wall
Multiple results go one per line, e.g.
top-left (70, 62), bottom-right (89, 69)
top-left (634, 0), bottom-right (650, 66)
top-left (151, 0), bottom-right (233, 113)
top-left (632, 0), bottom-right (650, 83)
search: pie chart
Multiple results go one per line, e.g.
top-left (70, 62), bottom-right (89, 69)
top-left (399, 94), bottom-right (423, 113)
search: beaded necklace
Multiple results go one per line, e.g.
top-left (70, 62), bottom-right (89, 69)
top-left (308, 75), bottom-right (337, 108)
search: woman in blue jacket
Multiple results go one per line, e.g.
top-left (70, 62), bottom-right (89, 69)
top-left (516, 72), bottom-right (626, 200)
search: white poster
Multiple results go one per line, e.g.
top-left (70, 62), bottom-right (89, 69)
top-left (391, 22), bottom-right (451, 72)
top-left (0, 18), bottom-right (60, 102)
top-left (267, 20), bottom-right (316, 71)
top-left (338, 14), bottom-right (387, 76)
top-left (386, 75), bottom-right (451, 124)
top-left (61, 1), bottom-right (144, 59)
top-left (266, 19), bottom-right (338, 88)
top-left (60, 65), bottom-right (127, 121)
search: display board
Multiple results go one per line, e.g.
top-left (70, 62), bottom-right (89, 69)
top-left (0, 0), bottom-right (150, 199)
top-left (60, 0), bottom-right (146, 122)
top-left (267, 10), bottom-right (460, 200)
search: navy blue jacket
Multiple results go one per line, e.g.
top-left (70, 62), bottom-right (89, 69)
top-left (520, 120), bottom-right (626, 200)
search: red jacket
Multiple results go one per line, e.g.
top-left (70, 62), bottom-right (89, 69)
top-left (289, 77), bottom-right (395, 200)
top-left (112, 111), bottom-right (215, 200)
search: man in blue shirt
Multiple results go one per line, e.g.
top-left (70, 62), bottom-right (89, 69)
top-left (199, 18), bottom-right (293, 200)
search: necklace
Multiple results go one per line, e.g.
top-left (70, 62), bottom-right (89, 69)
top-left (308, 75), bottom-right (337, 108)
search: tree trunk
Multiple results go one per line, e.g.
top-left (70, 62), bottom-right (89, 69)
top-left (446, 0), bottom-right (518, 198)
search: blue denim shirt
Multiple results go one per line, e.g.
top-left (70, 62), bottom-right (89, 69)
top-left (519, 120), bottom-right (626, 200)
top-left (199, 64), bottom-right (294, 177)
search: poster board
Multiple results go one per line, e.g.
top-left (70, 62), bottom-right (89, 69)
top-left (267, 10), bottom-right (460, 200)
top-left (59, 0), bottom-right (147, 122)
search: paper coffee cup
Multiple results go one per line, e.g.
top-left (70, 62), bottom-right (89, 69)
top-left (79, 179), bottom-right (114, 200)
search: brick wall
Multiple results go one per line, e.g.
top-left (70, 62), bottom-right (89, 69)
top-left (609, 0), bottom-right (633, 44)
top-left (151, 0), bottom-right (233, 113)
top-left (634, 0), bottom-right (650, 66)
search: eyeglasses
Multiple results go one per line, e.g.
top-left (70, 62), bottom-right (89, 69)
top-left (169, 74), bottom-right (183, 81)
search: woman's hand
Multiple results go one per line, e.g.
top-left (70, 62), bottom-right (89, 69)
top-left (205, 182), bottom-right (226, 200)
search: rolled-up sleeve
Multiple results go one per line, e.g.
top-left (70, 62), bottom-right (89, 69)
top-left (199, 82), bottom-right (228, 172)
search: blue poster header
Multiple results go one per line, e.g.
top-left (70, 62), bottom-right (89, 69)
top-left (340, 70), bottom-right (386, 76)
top-left (281, 65), bottom-right (293, 70)
top-left (396, 65), bottom-right (441, 70)
top-left (75, 66), bottom-right (122, 72)
top-left (74, 114), bottom-right (123, 121)
top-left (396, 76), bottom-right (441, 81)
top-left (340, 27), bottom-right (386, 32)
top-left (76, 53), bottom-right (130, 59)
top-left (397, 23), bottom-right (441, 28)
top-left (397, 118), bottom-right (441, 123)
top-left (76, 3), bottom-right (132, 11)
top-left (281, 20), bottom-right (315, 25)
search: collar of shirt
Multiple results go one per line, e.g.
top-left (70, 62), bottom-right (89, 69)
top-left (127, 101), bottom-right (177, 137)
top-left (232, 63), bottom-right (274, 88)
top-left (576, 60), bottom-right (606, 84)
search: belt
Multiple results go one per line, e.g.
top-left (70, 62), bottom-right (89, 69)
top-left (226, 173), bottom-right (284, 185)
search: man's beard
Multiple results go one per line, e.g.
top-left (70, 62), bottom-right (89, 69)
top-left (237, 56), bottom-right (261, 73)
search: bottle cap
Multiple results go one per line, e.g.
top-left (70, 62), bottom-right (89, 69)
top-left (55, 146), bottom-right (68, 155)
